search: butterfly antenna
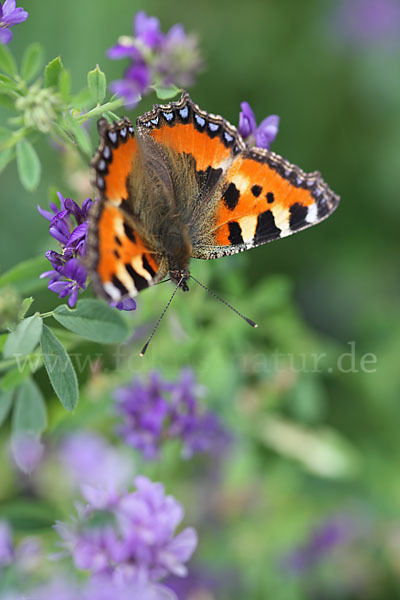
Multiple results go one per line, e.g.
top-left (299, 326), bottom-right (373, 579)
top-left (190, 275), bottom-right (258, 328)
top-left (139, 277), bottom-right (183, 357)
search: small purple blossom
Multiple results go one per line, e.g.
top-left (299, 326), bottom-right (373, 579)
top-left (59, 431), bottom-right (133, 494)
top-left (108, 12), bottom-right (202, 108)
top-left (0, 0), bottom-right (28, 45)
top-left (0, 520), bottom-right (13, 567)
top-left (55, 475), bottom-right (197, 596)
top-left (11, 432), bottom-right (44, 474)
top-left (38, 192), bottom-right (92, 307)
top-left (0, 520), bottom-right (41, 574)
top-left (238, 101), bottom-right (279, 150)
top-left (282, 516), bottom-right (355, 572)
top-left (335, 0), bottom-right (400, 45)
top-left (39, 192), bottom-right (135, 311)
top-left (134, 11), bottom-right (164, 49)
top-left (115, 369), bottom-right (231, 460)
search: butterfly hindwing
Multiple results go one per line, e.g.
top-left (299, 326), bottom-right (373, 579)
top-left (88, 202), bottom-right (164, 301)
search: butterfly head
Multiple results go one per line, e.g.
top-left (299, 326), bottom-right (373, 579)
top-left (169, 267), bottom-right (190, 292)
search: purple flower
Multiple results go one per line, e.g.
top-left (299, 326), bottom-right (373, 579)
top-left (55, 475), bottom-right (197, 594)
top-left (110, 62), bottom-right (151, 109)
top-left (134, 11), bottom-right (164, 48)
top-left (39, 192), bottom-right (135, 311)
top-left (0, 520), bottom-right (41, 575)
top-left (335, 0), bottom-right (400, 44)
top-left (11, 432), bottom-right (44, 474)
top-left (115, 369), bottom-right (231, 460)
top-left (38, 192), bottom-right (92, 307)
top-left (155, 24), bottom-right (203, 88)
top-left (108, 12), bottom-right (202, 108)
top-left (0, 520), bottom-right (13, 567)
top-left (238, 101), bottom-right (279, 150)
top-left (59, 431), bottom-right (133, 494)
top-left (0, 0), bottom-right (28, 45)
top-left (282, 516), bottom-right (355, 572)
top-left (115, 372), bottom-right (170, 460)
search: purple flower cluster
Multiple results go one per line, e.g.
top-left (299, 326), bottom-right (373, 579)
top-left (0, 0), bottom-right (28, 45)
top-left (38, 192), bottom-right (92, 307)
top-left (55, 475), bottom-right (197, 599)
top-left (108, 11), bottom-right (203, 107)
top-left (114, 369), bottom-right (231, 460)
top-left (238, 102), bottom-right (279, 150)
top-left (38, 192), bottom-right (136, 310)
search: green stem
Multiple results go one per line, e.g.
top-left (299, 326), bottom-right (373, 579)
top-left (40, 311), bottom-right (54, 319)
top-left (78, 98), bottom-right (124, 122)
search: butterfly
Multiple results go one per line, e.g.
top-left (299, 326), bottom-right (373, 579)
top-left (87, 92), bottom-right (340, 303)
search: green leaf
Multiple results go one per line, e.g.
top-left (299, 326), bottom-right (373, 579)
top-left (0, 44), bottom-right (17, 77)
top-left (0, 73), bottom-right (18, 91)
top-left (0, 93), bottom-right (15, 110)
top-left (12, 378), bottom-right (47, 435)
top-left (16, 139), bottom-right (41, 191)
top-left (0, 256), bottom-right (48, 294)
top-left (153, 83), bottom-right (181, 100)
top-left (88, 65), bottom-right (106, 105)
top-left (21, 43), bottom-right (44, 82)
top-left (64, 112), bottom-right (92, 156)
top-left (0, 388), bottom-right (13, 426)
top-left (0, 499), bottom-right (56, 531)
top-left (1, 357), bottom-right (39, 390)
top-left (53, 299), bottom-right (128, 343)
top-left (44, 56), bottom-right (64, 88)
top-left (40, 325), bottom-right (78, 411)
top-left (59, 68), bottom-right (71, 102)
top-left (18, 297), bottom-right (34, 320)
top-left (0, 147), bottom-right (12, 174)
top-left (3, 315), bottom-right (43, 358)
top-left (0, 126), bottom-right (13, 143)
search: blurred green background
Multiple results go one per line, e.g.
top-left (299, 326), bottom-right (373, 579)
top-left (1, 0), bottom-right (400, 598)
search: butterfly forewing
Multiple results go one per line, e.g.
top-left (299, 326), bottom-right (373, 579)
top-left (191, 146), bottom-right (340, 258)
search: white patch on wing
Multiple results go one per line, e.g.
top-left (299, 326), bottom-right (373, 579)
top-left (239, 216), bottom-right (258, 242)
top-left (117, 263), bottom-right (136, 295)
top-left (131, 256), bottom-right (152, 281)
top-left (271, 205), bottom-right (291, 238)
top-left (306, 203), bottom-right (318, 223)
top-left (232, 173), bottom-right (251, 192)
top-left (104, 282), bottom-right (121, 301)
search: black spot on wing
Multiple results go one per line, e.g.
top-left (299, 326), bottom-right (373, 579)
top-left (196, 165), bottom-right (223, 196)
top-left (254, 210), bottom-right (281, 243)
top-left (228, 222), bottom-right (244, 245)
top-left (222, 183), bottom-right (240, 211)
top-left (125, 263), bottom-right (148, 291)
top-left (142, 254), bottom-right (156, 278)
top-left (289, 203), bottom-right (308, 231)
top-left (123, 222), bottom-right (136, 243)
top-left (120, 199), bottom-right (134, 217)
top-left (112, 274), bottom-right (128, 296)
top-left (266, 192), bottom-right (274, 204)
top-left (114, 236), bottom-right (122, 247)
top-left (251, 185), bottom-right (262, 197)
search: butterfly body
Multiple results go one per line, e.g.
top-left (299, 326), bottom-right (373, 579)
top-left (88, 92), bottom-right (340, 303)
